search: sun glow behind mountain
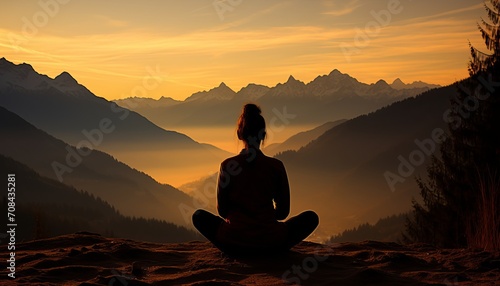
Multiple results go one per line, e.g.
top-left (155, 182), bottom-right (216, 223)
top-left (0, 0), bottom-right (484, 101)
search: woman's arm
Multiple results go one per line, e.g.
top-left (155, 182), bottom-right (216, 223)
top-left (217, 163), bottom-right (230, 219)
top-left (274, 162), bottom-right (290, 220)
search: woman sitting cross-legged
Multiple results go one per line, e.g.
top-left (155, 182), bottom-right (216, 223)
top-left (192, 103), bottom-right (319, 255)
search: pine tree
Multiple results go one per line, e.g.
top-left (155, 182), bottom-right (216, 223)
top-left (405, 1), bottom-right (500, 249)
top-left (469, 0), bottom-right (500, 74)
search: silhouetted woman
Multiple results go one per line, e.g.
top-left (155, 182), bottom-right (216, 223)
top-left (192, 103), bottom-right (319, 255)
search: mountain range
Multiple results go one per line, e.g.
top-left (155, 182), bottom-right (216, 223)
top-left (0, 58), bottom-right (229, 185)
top-left (116, 62), bottom-right (450, 239)
top-left (114, 70), bottom-right (440, 131)
top-left (0, 106), bottom-right (196, 227)
top-left (0, 57), bottom-right (452, 241)
top-left (179, 83), bottom-right (458, 240)
top-left (276, 84), bottom-right (457, 238)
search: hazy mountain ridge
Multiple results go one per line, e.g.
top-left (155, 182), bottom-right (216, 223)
top-left (0, 58), bottom-right (230, 185)
top-left (115, 96), bottom-right (182, 109)
top-left (390, 78), bottom-right (441, 90)
top-left (272, 84), bottom-right (457, 236)
top-left (0, 106), bottom-right (195, 227)
top-left (113, 69), bottom-right (439, 129)
top-left (174, 84), bottom-right (456, 240)
top-left (185, 82), bottom-right (236, 102)
top-left (0, 58), bottom-right (200, 145)
top-left (263, 119), bottom-right (348, 156)
top-left (236, 83), bottom-right (271, 100)
top-left (177, 119), bottom-right (349, 217)
top-left (326, 213), bottom-right (409, 243)
top-left (117, 70), bottom-right (438, 105)
top-left (0, 155), bottom-right (201, 242)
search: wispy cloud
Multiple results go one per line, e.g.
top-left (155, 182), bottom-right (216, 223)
top-left (0, 1), bottom-right (483, 100)
top-left (210, 2), bottom-right (290, 32)
top-left (322, 0), bottom-right (361, 16)
top-left (398, 3), bottom-right (483, 25)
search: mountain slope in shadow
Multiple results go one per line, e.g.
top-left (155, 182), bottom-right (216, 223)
top-left (175, 85), bottom-right (457, 240)
top-left (277, 84), bottom-right (457, 237)
top-left (263, 119), bottom-right (348, 156)
top-left (0, 155), bottom-right (201, 242)
top-left (0, 106), bottom-right (195, 227)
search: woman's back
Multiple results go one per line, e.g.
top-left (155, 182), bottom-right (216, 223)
top-left (218, 149), bottom-right (289, 219)
top-left (216, 149), bottom-right (289, 247)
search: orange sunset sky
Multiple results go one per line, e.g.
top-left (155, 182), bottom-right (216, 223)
top-left (0, 0), bottom-right (485, 101)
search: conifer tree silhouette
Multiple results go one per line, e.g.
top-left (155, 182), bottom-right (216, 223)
top-left (405, 0), bottom-right (500, 249)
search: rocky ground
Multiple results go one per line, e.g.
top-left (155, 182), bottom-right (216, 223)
top-left (2, 232), bottom-right (499, 285)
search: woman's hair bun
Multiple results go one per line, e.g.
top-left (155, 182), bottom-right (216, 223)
top-left (242, 104), bottom-right (261, 117)
top-left (237, 103), bottom-right (266, 144)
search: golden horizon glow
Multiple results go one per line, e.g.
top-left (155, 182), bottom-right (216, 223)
top-left (0, 0), bottom-right (485, 101)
